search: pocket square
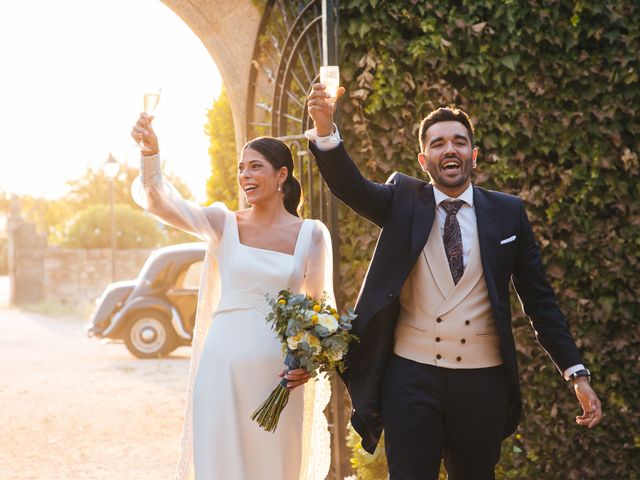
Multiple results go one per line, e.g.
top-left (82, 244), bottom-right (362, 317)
top-left (500, 235), bottom-right (516, 245)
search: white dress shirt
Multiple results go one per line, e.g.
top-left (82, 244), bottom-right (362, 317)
top-left (306, 126), bottom-right (585, 380)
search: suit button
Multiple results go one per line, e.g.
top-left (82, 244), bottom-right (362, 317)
top-left (436, 317), bottom-right (442, 323)
top-left (435, 337), bottom-right (441, 342)
top-left (456, 356), bottom-right (462, 362)
top-left (387, 293), bottom-right (394, 298)
top-left (465, 320), bottom-right (470, 326)
top-left (461, 339), bottom-right (466, 344)
top-left (436, 354), bottom-right (442, 360)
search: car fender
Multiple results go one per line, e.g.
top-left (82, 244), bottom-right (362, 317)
top-left (103, 297), bottom-right (190, 340)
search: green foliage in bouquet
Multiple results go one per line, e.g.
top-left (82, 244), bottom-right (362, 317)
top-left (251, 289), bottom-right (357, 433)
top-left (267, 289), bottom-right (358, 374)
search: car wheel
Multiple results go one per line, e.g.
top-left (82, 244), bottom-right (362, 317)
top-left (124, 310), bottom-right (178, 358)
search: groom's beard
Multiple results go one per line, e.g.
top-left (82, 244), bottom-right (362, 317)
top-left (426, 154), bottom-right (474, 190)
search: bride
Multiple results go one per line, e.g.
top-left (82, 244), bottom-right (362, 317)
top-left (131, 113), bottom-right (333, 480)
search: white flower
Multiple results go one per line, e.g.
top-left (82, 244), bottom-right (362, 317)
top-left (287, 331), bottom-right (306, 350)
top-left (316, 313), bottom-right (339, 333)
top-left (287, 330), bottom-right (322, 352)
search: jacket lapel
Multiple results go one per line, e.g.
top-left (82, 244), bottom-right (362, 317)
top-left (411, 184), bottom-right (435, 259)
top-left (474, 187), bottom-right (500, 310)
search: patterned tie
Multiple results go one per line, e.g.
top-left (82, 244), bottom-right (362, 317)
top-left (441, 200), bottom-right (466, 284)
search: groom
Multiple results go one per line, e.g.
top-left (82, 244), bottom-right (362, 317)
top-left (305, 85), bottom-right (602, 479)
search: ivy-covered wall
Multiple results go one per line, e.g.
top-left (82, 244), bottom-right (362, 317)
top-left (336, 1), bottom-right (639, 478)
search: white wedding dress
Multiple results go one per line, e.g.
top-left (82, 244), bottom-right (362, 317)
top-left (132, 158), bottom-right (333, 480)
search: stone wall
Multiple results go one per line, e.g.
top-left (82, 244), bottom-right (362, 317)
top-left (8, 215), bottom-right (152, 306)
top-left (160, 0), bottom-right (262, 151)
top-left (43, 247), bottom-right (152, 306)
top-left (10, 222), bottom-right (46, 305)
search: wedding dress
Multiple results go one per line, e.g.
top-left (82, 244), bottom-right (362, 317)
top-left (133, 156), bottom-right (333, 480)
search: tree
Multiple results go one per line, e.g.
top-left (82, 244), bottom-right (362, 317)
top-left (205, 87), bottom-right (238, 209)
top-left (44, 162), bottom-right (195, 246)
top-left (65, 161), bottom-right (192, 210)
top-left (59, 204), bottom-right (163, 249)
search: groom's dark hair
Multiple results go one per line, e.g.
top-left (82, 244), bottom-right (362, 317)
top-left (419, 107), bottom-right (474, 152)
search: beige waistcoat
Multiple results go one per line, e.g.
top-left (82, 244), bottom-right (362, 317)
top-left (394, 216), bottom-right (503, 368)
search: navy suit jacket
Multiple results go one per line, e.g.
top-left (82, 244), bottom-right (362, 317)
top-left (310, 142), bottom-right (583, 454)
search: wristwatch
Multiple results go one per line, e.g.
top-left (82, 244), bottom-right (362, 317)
top-left (568, 368), bottom-right (591, 383)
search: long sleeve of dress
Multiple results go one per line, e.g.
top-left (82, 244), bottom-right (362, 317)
top-left (131, 153), bottom-right (225, 244)
top-left (132, 154), bottom-right (230, 480)
top-left (302, 220), bottom-right (336, 307)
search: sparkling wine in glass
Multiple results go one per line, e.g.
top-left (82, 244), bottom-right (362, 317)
top-left (320, 66), bottom-right (339, 103)
top-left (137, 88), bottom-right (161, 151)
top-left (144, 91), bottom-right (161, 115)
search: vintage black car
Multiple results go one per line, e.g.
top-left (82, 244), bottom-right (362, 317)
top-left (87, 242), bottom-right (206, 358)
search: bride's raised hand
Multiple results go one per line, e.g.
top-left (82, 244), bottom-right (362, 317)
top-left (131, 112), bottom-right (159, 156)
top-left (279, 368), bottom-right (311, 390)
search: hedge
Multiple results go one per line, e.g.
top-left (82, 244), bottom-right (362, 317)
top-left (335, 1), bottom-right (640, 478)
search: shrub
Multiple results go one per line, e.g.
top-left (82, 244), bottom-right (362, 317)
top-left (57, 204), bottom-right (163, 249)
top-left (338, 1), bottom-right (640, 478)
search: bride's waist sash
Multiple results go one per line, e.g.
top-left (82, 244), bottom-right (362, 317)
top-left (215, 288), bottom-right (272, 317)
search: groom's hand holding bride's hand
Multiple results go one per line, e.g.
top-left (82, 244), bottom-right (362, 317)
top-left (131, 113), bottom-right (159, 156)
top-left (307, 83), bottom-right (345, 136)
top-left (279, 368), bottom-right (310, 390)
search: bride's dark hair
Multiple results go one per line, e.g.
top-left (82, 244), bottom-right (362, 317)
top-left (243, 137), bottom-right (303, 217)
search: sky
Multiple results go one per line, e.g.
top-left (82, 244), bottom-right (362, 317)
top-left (0, 0), bottom-right (222, 202)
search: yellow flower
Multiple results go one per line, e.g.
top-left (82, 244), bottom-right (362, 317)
top-left (330, 308), bottom-right (337, 315)
top-left (313, 304), bottom-right (321, 312)
top-left (311, 314), bottom-right (319, 324)
top-left (308, 334), bottom-right (321, 350)
top-left (333, 313), bottom-right (340, 320)
top-left (317, 313), bottom-right (339, 333)
top-left (278, 299), bottom-right (286, 305)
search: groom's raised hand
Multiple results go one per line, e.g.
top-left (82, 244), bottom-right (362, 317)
top-left (307, 83), bottom-right (345, 137)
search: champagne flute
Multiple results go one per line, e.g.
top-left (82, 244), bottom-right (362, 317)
top-left (137, 87), bottom-right (162, 152)
top-left (320, 66), bottom-right (339, 131)
top-left (320, 66), bottom-right (340, 103)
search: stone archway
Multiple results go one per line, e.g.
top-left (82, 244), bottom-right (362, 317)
top-left (160, 0), bottom-right (262, 152)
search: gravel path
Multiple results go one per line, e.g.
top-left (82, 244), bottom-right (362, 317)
top-left (0, 298), bottom-right (191, 479)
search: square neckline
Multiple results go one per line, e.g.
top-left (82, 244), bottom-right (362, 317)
top-left (231, 213), bottom-right (310, 257)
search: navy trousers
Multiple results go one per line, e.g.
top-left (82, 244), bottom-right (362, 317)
top-left (381, 354), bottom-right (510, 480)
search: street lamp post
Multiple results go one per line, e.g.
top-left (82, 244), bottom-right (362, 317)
top-left (102, 154), bottom-right (120, 283)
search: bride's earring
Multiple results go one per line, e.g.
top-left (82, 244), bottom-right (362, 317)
top-left (277, 183), bottom-right (282, 192)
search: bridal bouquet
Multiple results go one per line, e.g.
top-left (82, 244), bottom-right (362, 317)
top-left (251, 289), bottom-right (357, 432)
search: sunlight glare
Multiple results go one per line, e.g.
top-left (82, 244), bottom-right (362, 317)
top-left (0, 0), bottom-right (222, 202)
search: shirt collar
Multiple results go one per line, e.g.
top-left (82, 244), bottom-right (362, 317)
top-left (433, 183), bottom-right (474, 208)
